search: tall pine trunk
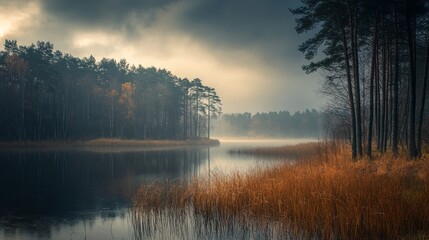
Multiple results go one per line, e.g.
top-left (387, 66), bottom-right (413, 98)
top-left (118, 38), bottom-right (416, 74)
top-left (348, 2), bottom-right (363, 158)
top-left (392, 8), bottom-right (400, 156)
top-left (207, 97), bottom-right (211, 139)
top-left (339, 12), bottom-right (357, 159)
top-left (417, 37), bottom-right (429, 155)
top-left (380, 32), bottom-right (387, 153)
top-left (406, 13), bottom-right (418, 158)
top-left (367, 11), bottom-right (378, 158)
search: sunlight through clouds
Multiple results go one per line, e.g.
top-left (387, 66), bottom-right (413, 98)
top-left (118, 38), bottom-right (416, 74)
top-left (0, 0), bottom-right (322, 113)
top-left (73, 32), bottom-right (113, 48)
top-left (0, 2), bottom-right (41, 38)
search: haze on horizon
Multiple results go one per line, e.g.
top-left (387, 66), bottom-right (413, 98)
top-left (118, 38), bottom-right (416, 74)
top-left (0, 0), bottom-right (323, 113)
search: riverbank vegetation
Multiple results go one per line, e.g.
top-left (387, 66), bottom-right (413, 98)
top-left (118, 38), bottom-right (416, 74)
top-left (0, 40), bottom-right (221, 142)
top-left (133, 142), bottom-right (429, 239)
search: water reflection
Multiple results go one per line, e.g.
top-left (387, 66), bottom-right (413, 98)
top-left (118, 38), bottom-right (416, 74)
top-left (130, 208), bottom-right (300, 240)
top-left (0, 139), bottom-right (312, 239)
top-left (0, 148), bottom-right (208, 239)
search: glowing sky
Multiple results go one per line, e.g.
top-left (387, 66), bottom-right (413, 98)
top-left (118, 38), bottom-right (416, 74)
top-left (0, 0), bottom-right (323, 113)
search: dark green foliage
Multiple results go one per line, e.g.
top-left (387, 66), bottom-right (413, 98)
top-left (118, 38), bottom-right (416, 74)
top-left (0, 40), bottom-right (221, 141)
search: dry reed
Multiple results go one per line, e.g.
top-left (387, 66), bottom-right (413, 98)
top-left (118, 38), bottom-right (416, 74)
top-left (133, 142), bottom-right (429, 239)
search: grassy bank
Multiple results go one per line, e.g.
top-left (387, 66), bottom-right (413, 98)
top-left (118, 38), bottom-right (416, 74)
top-left (0, 138), bottom-right (220, 149)
top-left (133, 143), bottom-right (429, 239)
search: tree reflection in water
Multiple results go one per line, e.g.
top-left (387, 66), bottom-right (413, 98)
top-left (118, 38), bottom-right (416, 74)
top-left (0, 147), bottom-right (207, 239)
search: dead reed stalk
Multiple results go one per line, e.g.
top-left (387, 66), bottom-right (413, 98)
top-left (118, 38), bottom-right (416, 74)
top-left (134, 142), bottom-right (429, 239)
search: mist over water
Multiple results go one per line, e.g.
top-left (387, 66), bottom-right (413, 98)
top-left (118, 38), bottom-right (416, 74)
top-left (0, 139), bottom-right (311, 239)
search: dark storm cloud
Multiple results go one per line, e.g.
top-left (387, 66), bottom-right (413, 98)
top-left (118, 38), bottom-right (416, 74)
top-left (2, 0), bottom-right (322, 112)
top-left (40, 0), bottom-right (179, 29)
top-left (36, 0), bottom-right (311, 71)
top-left (178, 0), bottom-right (305, 59)
top-left (38, 0), bottom-right (303, 53)
top-left (171, 0), bottom-right (321, 112)
top-left (182, 1), bottom-right (294, 42)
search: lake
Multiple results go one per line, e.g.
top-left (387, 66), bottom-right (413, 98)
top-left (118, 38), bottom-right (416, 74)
top-left (0, 138), bottom-right (313, 240)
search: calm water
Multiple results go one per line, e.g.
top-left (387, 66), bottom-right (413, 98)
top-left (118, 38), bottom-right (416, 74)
top-left (0, 138), bottom-right (313, 240)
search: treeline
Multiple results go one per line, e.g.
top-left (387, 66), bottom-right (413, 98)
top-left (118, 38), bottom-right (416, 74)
top-left (213, 109), bottom-right (324, 138)
top-left (0, 40), bottom-right (221, 141)
top-left (292, 0), bottom-right (429, 158)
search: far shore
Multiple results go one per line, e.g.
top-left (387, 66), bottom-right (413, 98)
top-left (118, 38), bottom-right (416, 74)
top-left (0, 138), bottom-right (220, 150)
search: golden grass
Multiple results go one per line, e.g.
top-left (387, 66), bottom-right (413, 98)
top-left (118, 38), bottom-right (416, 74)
top-left (133, 142), bottom-right (429, 239)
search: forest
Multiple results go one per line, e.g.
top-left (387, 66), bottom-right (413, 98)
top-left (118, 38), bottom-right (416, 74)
top-left (213, 109), bottom-right (324, 137)
top-left (0, 40), bottom-right (221, 141)
top-left (292, 0), bottom-right (429, 158)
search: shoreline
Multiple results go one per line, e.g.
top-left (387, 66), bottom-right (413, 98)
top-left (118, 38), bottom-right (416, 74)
top-left (133, 142), bottom-right (429, 239)
top-left (228, 142), bottom-right (318, 159)
top-left (0, 138), bottom-right (220, 150)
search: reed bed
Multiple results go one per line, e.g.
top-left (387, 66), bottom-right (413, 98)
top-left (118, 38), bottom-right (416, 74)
top-left (133, 143), bottom-right (429, 239)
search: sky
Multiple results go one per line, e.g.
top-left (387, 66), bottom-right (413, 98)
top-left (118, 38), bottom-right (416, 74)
top-left (0, 0), bottom-right (323, 113)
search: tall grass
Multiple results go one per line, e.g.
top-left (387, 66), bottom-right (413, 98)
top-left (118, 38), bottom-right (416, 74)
top-left (133, 143), bottom-right (429, 239)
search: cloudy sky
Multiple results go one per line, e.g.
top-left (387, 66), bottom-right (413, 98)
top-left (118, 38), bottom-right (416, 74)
top-left (0, 0), bottom-right (323, 113)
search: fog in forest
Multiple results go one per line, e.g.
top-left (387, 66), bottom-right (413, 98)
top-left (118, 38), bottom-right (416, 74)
top-left (1, 0), bottom-right (429, 239)
top-left (0, 0), bottom-right (321, 114)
